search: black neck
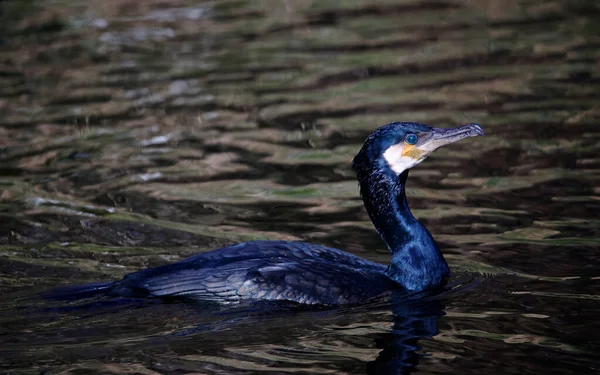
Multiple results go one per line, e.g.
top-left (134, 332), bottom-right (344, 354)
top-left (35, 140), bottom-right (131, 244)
top-left (357, 168), bottom-right (449, 291)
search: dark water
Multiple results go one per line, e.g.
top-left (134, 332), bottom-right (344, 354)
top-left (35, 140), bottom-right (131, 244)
top-left (1, 0), bottom-right (599, 373)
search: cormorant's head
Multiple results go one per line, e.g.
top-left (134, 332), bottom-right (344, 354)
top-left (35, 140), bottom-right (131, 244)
top-left (353, 122), bottom-right (484, 177)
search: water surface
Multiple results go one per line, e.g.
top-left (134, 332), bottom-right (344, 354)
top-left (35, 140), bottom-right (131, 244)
top-left (0, 0), bottom-right (599, 374)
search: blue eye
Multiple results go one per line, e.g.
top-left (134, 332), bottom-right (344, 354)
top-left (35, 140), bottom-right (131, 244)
top-left (405, 134), bottom-right (418, 145)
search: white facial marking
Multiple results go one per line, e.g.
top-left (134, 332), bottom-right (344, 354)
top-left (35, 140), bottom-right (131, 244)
top-left (382, 143), bottom-right (420, 174)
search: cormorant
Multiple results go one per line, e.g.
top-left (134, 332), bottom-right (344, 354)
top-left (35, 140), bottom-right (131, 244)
top-left (45, 122), bottom-right (484, 305)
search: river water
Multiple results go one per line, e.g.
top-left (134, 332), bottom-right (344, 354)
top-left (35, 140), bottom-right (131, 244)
top-left (0, 0), bottom-right (599, 374)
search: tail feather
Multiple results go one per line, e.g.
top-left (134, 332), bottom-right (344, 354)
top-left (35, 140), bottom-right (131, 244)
top-left (39, 281), bottom-right (113, 301)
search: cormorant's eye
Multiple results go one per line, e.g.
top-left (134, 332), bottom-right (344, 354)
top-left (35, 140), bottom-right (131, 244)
top-left (405, 134), bottom-right (418, 145)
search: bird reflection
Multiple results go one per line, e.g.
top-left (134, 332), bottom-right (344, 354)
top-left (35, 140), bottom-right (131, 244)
top-left (165, 292), bottom-right (446, 374)
top-left (368, 294), bottom-right (445, 374)
top-left (25, 291), bottom-right (446, 374)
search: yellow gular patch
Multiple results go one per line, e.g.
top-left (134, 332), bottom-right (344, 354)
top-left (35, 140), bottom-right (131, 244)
top-left (401, 144), bottom-right (424, 159)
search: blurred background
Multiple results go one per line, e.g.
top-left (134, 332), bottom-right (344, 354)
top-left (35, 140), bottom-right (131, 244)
top-left (0, 0), bottom-right (599, 374)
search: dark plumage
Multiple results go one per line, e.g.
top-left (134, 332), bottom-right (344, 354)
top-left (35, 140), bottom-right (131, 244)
top-left (44, 122), bottom-right (484, 305)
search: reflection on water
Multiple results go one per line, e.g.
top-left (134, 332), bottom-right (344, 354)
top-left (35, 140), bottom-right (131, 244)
top-left (0, 0), bottom-right (599, 374)
top-left (4, 288), bottom-right (449, 374)
top-left (367, 296), bottom-right (445, 375)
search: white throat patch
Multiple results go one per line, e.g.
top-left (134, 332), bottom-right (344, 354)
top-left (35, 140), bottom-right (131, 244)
top-left (382, 144), bottom-right (420, 175)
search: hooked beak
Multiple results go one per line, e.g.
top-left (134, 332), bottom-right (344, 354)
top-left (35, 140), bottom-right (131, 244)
top-left (383, 123), bottom-right (484, 175)
top-left (419, 123), bottom-right (484, 153)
